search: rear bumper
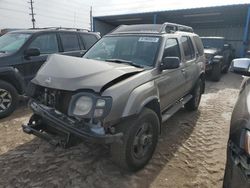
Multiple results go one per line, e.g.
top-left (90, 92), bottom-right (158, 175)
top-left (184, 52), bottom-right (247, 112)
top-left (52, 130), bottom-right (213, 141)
top-left (22, 100), bottom-right (123, 147)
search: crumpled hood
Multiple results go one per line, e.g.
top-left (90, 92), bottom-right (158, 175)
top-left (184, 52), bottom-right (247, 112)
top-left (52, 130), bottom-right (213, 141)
top-left (204, 48), bottom-right (219, 55)
top-left (32, 54), bottom-right (144, 92)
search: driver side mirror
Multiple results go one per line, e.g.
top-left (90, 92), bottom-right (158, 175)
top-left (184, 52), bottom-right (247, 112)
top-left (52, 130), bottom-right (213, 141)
top-left (160, 57), bottom-right (180, 70)
top-left (24, 48), bottom-right (40, 58)
top-left (231, 58), bottom-right (250, 76)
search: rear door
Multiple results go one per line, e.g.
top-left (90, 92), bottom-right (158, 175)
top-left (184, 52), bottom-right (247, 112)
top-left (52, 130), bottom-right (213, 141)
top-left (21, 33), bottom-right (59, 82)
top-left (180, 36), bottom-right (198, 93)
top-left (59, 32), bottom-right (82, 57)
top-left (156, 38), bottom-right (186, 110)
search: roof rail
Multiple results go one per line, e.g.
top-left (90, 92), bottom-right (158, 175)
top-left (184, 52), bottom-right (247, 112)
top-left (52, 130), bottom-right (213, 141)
top-left (29, 27), bottom-right (91, 32)
top-left (160, 22), bottom-right (194, 33)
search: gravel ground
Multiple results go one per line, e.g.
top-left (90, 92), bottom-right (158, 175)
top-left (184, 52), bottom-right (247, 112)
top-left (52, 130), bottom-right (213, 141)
top-left (0, 73), bottom-right (243, 188)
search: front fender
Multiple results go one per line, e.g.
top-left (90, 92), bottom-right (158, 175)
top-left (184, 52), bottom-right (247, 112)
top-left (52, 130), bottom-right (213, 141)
top-left (0, 67), bottom-right (25, 94)
top-left (122, 81), bottom-right (160, 117)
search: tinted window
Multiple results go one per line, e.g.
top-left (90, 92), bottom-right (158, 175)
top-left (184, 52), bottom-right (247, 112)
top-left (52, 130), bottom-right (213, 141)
top-left (29, 34), bottom-right (58, 54)
top-left (163, 38), bottom-right (181, 59)
top-left (193, 36), bottom-right (204, 56)
top-left (80, 34), bottom-right (98, 49)
top-left (181, 36), bottom-right (195, 61)
top-left (60, 33), bottom-right (80, 51)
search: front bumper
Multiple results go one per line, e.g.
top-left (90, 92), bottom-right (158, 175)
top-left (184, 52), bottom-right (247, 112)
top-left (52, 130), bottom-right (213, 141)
top-left (22, 100), bottom-right (123, 147)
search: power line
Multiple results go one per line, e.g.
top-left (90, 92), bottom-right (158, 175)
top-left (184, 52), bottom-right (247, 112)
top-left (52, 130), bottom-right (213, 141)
top-left (28, 0), bottom-right (36, 28)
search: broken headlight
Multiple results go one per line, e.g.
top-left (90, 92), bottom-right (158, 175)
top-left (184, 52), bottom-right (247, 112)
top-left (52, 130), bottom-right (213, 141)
top-left (68, 92), bottom-right (112, 119)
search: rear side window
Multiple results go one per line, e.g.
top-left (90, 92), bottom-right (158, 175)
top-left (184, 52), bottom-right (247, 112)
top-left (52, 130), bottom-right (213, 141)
top-left (163, 38), bottom-right (181, 59)
top-left (193, 36), bottom-right (204, 56)
top-left (181, 36), bottom-right (195, 61)
top-left (60, 33), bottom-right (80, 51)
top-left (29, 34), bottom-right (58, 54)
top-left (80, 34), bottom-right (98, 49)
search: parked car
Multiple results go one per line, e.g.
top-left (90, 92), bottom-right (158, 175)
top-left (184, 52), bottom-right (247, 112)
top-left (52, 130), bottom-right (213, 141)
top-left (0, 28), bottom-right (100, 118)
top-left (223, 57), bottom-right (250, 187)
top-left (201, 37), bottom-right (235, 81)
top-left (22, 23), bottom-right (206, 171)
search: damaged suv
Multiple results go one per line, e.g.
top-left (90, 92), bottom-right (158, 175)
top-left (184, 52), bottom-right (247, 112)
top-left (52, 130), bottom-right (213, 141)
top-left (23, 23), bottom-right (205, 171)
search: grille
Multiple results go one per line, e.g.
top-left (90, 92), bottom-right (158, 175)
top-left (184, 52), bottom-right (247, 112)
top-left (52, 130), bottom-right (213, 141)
top-left (35, 87), bottom-right (72, 114)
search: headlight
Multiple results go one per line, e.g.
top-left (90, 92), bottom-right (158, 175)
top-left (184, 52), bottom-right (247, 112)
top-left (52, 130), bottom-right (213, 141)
top-left (73, 96), bottom-right (93, 116)
top-left (68, 92), bottom-right (112, 119)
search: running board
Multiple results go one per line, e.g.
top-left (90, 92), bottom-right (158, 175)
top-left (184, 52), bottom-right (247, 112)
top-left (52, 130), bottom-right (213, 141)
top-left (161, 94), bottom-right (192, 123)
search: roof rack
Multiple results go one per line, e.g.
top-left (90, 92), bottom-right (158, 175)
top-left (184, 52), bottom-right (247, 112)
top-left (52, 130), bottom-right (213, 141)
top-left (29, 27), bottom-right (91, 32)
top-left (160, 22), bottom-right (194, 33)
top-left (109, 22), bottom-right (193, 34)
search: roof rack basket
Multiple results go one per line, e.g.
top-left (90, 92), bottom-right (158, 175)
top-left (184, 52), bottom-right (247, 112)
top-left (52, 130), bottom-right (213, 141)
top-left (160, 22), bottom-right (194, 33)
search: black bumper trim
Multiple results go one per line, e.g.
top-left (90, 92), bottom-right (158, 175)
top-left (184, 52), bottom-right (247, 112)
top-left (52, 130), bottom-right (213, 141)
top-left (23, 101), bottom-right (123, 146)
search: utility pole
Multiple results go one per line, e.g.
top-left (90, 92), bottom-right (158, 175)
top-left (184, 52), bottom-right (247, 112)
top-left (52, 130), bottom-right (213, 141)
top-left (90, 6), bottom-right (93, 31)
top-left (28, 0), bottom-right (36, 28)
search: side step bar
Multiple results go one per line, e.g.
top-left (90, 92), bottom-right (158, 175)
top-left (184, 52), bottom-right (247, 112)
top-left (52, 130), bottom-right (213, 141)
top-left (161, 94), bottom-right (192, 123)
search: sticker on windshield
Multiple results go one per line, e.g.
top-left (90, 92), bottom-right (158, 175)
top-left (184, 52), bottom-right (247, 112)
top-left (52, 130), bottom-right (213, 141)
top-left (138, 37), bottom-right (159, 43)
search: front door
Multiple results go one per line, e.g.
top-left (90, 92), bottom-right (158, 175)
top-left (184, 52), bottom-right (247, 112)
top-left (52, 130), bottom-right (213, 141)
top-left (21, 33), bottom-right (59, 83)
top-left (156, 38), bottom-right (186, 111)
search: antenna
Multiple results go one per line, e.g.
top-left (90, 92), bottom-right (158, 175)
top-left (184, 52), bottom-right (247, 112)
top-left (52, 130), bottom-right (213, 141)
top-left (28, 0), bottom-right (36, 28)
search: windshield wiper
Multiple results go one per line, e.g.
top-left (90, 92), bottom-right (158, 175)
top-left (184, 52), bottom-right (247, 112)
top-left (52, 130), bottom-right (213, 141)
top-left (0, 51), bottom-right (6, 53)
top-left (105, 59), bottom-right (144, 68)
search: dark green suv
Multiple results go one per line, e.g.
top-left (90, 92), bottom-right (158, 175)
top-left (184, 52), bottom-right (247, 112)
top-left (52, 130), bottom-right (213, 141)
top-left (0, 28), bottom-right (100, 118)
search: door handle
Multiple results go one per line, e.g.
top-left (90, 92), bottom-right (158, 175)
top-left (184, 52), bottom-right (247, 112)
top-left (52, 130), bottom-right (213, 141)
top-left (181, 69), bottom-right (186, 73)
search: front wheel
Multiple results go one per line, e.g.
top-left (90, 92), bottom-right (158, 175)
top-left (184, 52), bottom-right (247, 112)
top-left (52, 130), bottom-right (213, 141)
top-left (0, 81), bottom-right (18, 118)
top-left (185, 79), bottom-right (202, 111)
top-left (111, 108), bottom-right (159, 171)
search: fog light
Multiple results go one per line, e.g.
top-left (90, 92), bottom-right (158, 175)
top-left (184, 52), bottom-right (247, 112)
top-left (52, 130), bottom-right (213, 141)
top-left (245, 130), bottom-right (250, 155)
top-left (94, 109), bottom-right (104, 117)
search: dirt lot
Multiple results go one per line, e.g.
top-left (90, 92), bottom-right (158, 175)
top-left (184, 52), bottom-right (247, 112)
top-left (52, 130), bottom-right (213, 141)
top-left (0, 73), bottom-right (243, 188)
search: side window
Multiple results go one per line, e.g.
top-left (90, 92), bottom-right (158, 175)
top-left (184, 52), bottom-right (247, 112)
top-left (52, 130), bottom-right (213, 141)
top-left (163, 38), bottom-right (181, 59)
top-left (80, 34), bottom-right (98, 49)
top-left (60, 33), bottom-right (80, 51)
top-left (29, 34), bottom-right (59, 54)
top-left (180, 36), bottom-right (195, 61)
top-left (193, 36), bottom-right (204, 56)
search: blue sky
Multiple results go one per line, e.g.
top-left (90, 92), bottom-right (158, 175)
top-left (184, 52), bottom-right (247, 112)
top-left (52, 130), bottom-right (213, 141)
top-left (0, 0), bottom-right (249, 29)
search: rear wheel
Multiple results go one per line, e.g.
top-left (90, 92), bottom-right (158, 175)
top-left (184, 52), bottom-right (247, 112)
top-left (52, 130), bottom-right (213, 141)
top-left (211, 63), bottom-right (221, 82)
top-left (111, 108), bottom-right (159, 171)
top-left (0, 81), bottom-right (18, 118)
top-left (185, 79), bottom-right (202, 111)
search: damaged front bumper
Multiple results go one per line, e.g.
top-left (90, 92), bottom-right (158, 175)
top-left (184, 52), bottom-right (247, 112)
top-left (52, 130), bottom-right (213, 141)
top-left (22, 100), bottom-right (123, 148)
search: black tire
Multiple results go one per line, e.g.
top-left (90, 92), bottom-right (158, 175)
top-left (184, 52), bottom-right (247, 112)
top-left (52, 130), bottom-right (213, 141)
top-left (185, 79), bottom-right (202, 111)
top-left (0, 80), bottom-right (18, 118)
top-left (111, 108), bottom-right (159, 171)
top-left (211, 63), bottom-right (221, 82)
